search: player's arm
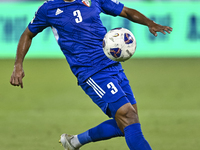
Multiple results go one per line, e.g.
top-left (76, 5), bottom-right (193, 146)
top-left (10, 27), bottom-right (37, 88)
top-left (119, 6), bottom-right (172, 36)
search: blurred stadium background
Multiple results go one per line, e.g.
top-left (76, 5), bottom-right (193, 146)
top-left (0, 0), bottom-right (200, 150)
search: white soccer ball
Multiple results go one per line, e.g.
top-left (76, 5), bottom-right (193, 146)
top-left (103, 28), bottom-right (136, 62)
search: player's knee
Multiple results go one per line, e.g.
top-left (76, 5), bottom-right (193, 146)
top-left (115, 103), bottom-right (139, 132)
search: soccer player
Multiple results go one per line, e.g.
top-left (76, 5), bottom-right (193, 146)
top-left (10, 0), bottom-right (172, 149)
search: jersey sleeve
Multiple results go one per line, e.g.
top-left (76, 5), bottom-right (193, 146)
top-left (100, 0), bottom-right (124, 16)
top-left (28, 2), bottom-right (50, 34)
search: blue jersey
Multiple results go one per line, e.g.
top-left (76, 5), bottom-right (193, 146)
top-left (28, 0), bottom-right (124, 84)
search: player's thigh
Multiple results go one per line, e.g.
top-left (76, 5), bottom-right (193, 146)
top-left (119, 72), bottom-right (138, 115)
top-left (80, 74), bottom-right (128, 118)
top-left (119, 73), bottom-right (137, 106)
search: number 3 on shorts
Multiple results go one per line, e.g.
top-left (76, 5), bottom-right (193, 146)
top-left (107, 82), bottom-right (118, 94)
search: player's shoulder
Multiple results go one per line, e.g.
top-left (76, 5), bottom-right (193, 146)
top-left (40, 0), bottom-right (63, 8)
top-left (97, 0), bottom-right (121, 6)
top-left (38, 0), bottom-right (62, 12)
top-left (97, 0), bottom-right (105, 4)
top-left (41, 0), bottom-right (57, 6)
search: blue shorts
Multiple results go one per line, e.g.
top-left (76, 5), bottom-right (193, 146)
top-left (80, 65), bottom-right (136, 118)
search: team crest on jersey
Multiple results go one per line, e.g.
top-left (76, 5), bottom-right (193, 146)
top-left (82, 0), bottom-right (91, 7)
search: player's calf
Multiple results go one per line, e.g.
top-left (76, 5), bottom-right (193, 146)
top-left (115, 103), bottom-right (152, 150)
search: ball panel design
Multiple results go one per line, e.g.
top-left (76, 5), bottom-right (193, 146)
top-left (110, 48), bottom-right (122, 58)
top-left (124, 33), bottom-right (133, 44)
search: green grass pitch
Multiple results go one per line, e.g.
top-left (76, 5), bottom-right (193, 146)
top-left (0, 58), bottom-right (200, 150)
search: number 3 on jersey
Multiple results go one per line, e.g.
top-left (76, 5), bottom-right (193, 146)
top-left (107, 82), bottom-right (118, 94)
top-left (73, 10), bottom-right (83, 23)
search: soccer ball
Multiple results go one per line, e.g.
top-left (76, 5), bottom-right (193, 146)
top-left (103, 28), bottom-right (136, 62)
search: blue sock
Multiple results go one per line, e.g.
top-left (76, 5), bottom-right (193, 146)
top-left (77, 130), bottom-right (92, 145)
top-left (124, 123), bottom-right (152, 150)
top-left (77, 119), bottom-right (123, 145)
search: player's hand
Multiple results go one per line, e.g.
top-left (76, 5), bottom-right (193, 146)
top-left (10, 64), bottom-right (25, 88)
top-left (148, 21), bottom-right (172, 37)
